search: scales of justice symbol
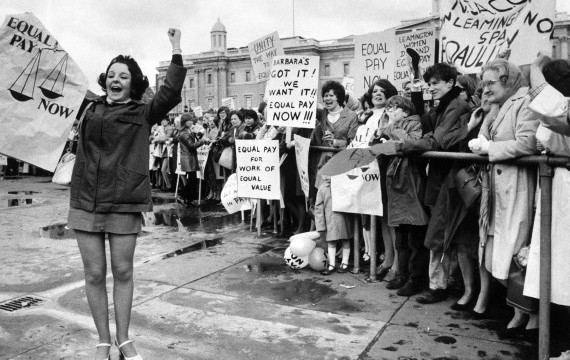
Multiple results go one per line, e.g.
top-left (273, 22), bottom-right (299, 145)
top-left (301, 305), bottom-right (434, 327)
top-left (9, 47), bottom-right (69, 102)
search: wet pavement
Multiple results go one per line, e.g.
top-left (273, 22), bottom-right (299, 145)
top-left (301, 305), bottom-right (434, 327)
top-left (0, 177), bottom-right (565, 359)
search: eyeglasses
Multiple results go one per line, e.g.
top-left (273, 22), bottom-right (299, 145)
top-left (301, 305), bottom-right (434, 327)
top-left (480, 79), bottom-right (500, 88)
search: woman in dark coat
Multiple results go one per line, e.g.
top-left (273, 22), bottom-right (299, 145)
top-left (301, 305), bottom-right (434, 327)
top-left (67, 29), bottom-right (186, 360)
top-left (177, 113), bottom-right (207, 203)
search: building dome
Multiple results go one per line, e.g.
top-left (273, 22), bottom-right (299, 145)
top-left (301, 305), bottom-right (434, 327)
top-left (211, 18), bottom-right (226, 33)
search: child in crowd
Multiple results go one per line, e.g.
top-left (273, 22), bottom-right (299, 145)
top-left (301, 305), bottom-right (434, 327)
top-left (314, 174), bottom-right (353, 275)
top-left (375, 95), bottom-right (430, 296)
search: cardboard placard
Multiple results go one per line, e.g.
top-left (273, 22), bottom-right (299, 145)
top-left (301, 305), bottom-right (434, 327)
top-left (293, 134), bottom-right (311, 198)
top-left (265, 55), bottom-right (319, 129)
top-left (353, 29), bottom-right (396, 96)
top-left (0, 13), bottom-right (88, 171)
top-left (393, 27), bottom-right (436, 94)
top-left (195, 144), bottom-right (209, 180)
top-left (331, 161), bottom-right (383, 216)
top-left (235, 139), bottom-right (280, 200)
top-left (247, 31), bottom-right (285, 83)
top-left (440, 0), bottom-right (555, 74)
top-left (221, 173), bottom-right (255, 214)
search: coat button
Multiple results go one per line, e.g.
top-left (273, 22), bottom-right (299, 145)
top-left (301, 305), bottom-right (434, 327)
top-left (496, 169), bottom-right (502, 175)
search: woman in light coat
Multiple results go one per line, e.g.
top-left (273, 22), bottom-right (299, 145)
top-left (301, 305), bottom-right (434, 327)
top-left (469, 58), bottom-right (539, 335)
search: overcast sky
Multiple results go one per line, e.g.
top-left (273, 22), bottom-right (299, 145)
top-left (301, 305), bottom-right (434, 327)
top-left (2, 0), bottom-right (569, 93)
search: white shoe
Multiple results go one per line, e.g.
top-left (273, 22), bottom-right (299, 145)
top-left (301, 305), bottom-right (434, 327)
top-left (95, 343), bottom-right (111, 360)
top-left (115, 339), bottom-right (143, 360)
top-left (551, 350), bottom-right (570, 360)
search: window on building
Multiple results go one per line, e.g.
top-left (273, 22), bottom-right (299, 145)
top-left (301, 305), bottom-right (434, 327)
top-left (245, 96), bottom-right (252, 109)
top-left (324, 64), bottom-right (330, 77)
top-left (343, 62), bottom-right (350, 76)
top-left (230, 72), bottom-right (235, 83)
top-left (245, 70), bottom-right (251, 82)
top-left (189, 78), bottom-right (194, 88)
top-left (207, 73), bottom-right (212, 85)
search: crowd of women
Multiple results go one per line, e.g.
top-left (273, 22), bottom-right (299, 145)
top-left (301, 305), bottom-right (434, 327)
top-left (307, 50), bottom-right (570, 357)
top-left (164, 49), bottom-right (570, 355)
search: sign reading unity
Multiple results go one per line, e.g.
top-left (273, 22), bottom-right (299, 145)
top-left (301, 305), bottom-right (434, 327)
top-left (0, 13), bottom-right (88, 172)
top-left (235, 139), bottom-right (280, 199)
top-left (221, 173), bottom-right (255, 214)
top-left (293, 134), bottom-right (311, 198)
top-left (353, 29), bottom-right (396, 95)
top-left (393, 26), bottom-right (436, 93)
top-left (265, 55), bottom-right (319, 129)
top-left (440, 0), bottom-right (555, 74)
top-left (195, 144), bottom-right (209, 180)
top-left (248, 31), bottom-right (284, 83)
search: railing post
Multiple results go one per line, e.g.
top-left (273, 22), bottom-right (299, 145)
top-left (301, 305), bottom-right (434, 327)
top-left (352, 216), bottom-right (360, 274)
top-left (539, 162), bottom-right (553, 360)
top-left (368, 215), bottom-right (378, 282)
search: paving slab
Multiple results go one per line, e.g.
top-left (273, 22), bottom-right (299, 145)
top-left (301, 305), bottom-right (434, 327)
top-left (364, 323), bottom-right (535, 360)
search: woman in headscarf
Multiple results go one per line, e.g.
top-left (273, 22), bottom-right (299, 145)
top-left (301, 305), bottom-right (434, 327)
top-left (468, 58), bottom-right (539, 336)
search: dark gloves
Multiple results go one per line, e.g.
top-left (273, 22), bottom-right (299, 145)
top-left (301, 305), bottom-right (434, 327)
top-left (406, 48), bottom-right (421, 80)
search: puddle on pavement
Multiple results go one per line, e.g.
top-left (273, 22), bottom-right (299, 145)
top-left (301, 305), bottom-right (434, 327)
top-left (161, 237), bottom-right (223, 259)
top-left (149, 206), bottom-right (243, 234)
top-left (2, 190), bottom-right (40, 208)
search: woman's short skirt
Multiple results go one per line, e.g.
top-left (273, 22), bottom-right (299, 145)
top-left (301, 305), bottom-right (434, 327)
top-left (68, 207), bottom-right (142, 234)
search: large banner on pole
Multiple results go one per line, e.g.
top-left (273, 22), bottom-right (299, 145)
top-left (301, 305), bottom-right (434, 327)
top-left (353, 29), bottom-right (396, 96)
top-left (440, 0), bottom-right (555, 74)
top-left (0, 13), bottom-right (88, 171)
top-left (248, 31), bottom-right (284, 83)
top-left (235, 139), bottom-right (280, 200)
top-left (265, 55), bottom-right (319, 129)
top-left (293, 134), bottom-right (311, 198)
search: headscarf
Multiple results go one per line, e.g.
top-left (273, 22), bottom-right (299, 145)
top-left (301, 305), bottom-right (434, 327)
top-left (481, 58), bottom-right (526, 107)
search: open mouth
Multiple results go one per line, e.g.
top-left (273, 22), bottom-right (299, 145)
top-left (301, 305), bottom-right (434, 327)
top-left (110, 85), bottom-right (123, 94)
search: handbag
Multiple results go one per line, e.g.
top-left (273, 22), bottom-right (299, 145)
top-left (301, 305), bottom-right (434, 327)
top-left (453, 164), bottom-right (481, 209)
top-left (506, 253), bottom-right (538, 313)
top-left (217, 146), bottom-right (234, 170)
top-left (52, 152), bottom-right (76, 185)
top-left (52, 102), bottom-right (93, 185)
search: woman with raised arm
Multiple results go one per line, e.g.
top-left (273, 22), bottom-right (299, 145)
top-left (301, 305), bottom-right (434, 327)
top-left (67, 29), bottom-right (187, 360)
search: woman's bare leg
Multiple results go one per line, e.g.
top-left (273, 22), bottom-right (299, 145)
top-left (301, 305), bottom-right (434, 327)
top-left (109, 233), bottom-right (138, 357)
top-left (75, 230), bottom-right (111, 360)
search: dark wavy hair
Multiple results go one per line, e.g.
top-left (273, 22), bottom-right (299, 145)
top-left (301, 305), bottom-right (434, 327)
top-left (366, 79), bottom-right (398, 102)
top-left (242, 109), bottom-right (258, 122)
top-left (228, 110), bottom-right (244, 123)
top-left (97, 55), bottom-right (149, 100)
top-left (321, 80), bottom-right (346, 107)
top-left (543, 59), bottom-right (570, 97)
top-left (423, 62), bottom-right (458, 85)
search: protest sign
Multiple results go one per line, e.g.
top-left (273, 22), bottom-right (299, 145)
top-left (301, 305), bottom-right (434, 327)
top-left (193, 105), bottom-right (204, 118)
top-left (440, 0), bottom-right (555, 74)
top-left (248, 31), bottom-right (284, 83)
top-left (331, 161), bottom-right (383, 216)
top-left (235, 139), bottom-right (280, 200)
top-left (195, 144), bottom-right (210, 180)
top-left (353, 29), bottom-right (396, 96)
top-left (393, 26), bottom-right (436, 94)
top-left (342, 76), bottom-right (354, 96)
top-left (293, 134), bottom-right (311, 198)
top-left (0, 13), bottom-right (88, 172)
top-left (0, 154), bottom-right (7, 166)
top-left (221, 173), bottom-right (255, 214)
top-left (265, 55), bottom-right (319, 129)
top-left (221, 97), bottom-right (235, 110)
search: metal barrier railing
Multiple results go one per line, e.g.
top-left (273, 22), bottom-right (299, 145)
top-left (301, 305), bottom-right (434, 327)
top-left (311, 146), bottom-right (570, 360)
